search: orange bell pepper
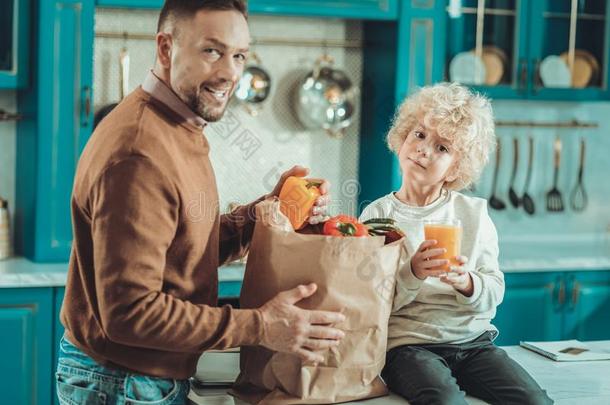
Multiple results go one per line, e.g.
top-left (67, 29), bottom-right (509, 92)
top-left (279, 176), bottom-right (322, 230)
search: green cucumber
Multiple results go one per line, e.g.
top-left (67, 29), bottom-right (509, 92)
top-left (362, 218), bottom-right (396, 226)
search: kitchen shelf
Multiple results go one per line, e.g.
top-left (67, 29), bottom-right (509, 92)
top-left (495, 119), bottom-right (597, 129)
top-left (95, 31), bottom-right (364, 49)
top-left (543, 12), bottom-right (606, 21)
top-left (446, 7), bottom-right (516, 17)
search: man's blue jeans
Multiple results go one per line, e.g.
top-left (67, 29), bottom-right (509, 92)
top-left (56, 336), bottom-right (190, 405)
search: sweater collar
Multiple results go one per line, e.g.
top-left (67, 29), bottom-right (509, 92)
top-left (142, 70), bottom-right (207, 130)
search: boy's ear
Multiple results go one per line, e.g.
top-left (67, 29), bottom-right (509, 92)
top-left (444, 162), bottom-right (459, 183)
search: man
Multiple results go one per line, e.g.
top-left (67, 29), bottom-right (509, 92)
top-left (56, 1), bottom-right (346, 403)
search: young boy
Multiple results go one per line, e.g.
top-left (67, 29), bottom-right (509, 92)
top-left (360, 83), bottom-right (552, 405)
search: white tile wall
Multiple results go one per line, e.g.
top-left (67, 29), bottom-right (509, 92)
top-left (94, 9), bottom-right (362, 215)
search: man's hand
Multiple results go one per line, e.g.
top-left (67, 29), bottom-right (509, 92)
top-left (258, 283), bottom-right (346, 363)
top-left (439, 256), bottom-right (473, 297)
top-left (410, 240), bottom-right (451, 280)
top-left (267, 165), bottom-right (331, 225)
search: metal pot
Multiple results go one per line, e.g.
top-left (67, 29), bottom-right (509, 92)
top-left (296, 54), bottom-right (357, 138)
top-left (234, 52), bottom-right (271, 116)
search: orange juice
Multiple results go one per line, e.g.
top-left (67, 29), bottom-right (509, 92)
top-left (424, 220), bottom-right (462, 271)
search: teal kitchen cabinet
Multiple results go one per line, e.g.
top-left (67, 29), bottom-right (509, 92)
top-left (359, 0), bottom-right (447, 203)
top-left (95, 0), bottom-right (399, 20)
top-left (16, 0), bottom-right (95, 262)
top-left (563, 272), bottom-right (610, 341)
top-left (442, 0), bottom-right (531, 100)
top-left (0, 288), bottom-right (54, 405)
top-left (527, 0), bottom-right (610, 101)
top-left (494, 270), bottom-right (610, 345)
top-left (401, 0), bottom-right (610, 101)
top-left (493, 272), bottom-right (563, 345)
top-left (0, 0), bottom-right (31, 88)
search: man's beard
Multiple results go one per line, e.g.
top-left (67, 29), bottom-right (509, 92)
top-left (183, 86), bottom-right (229, 122)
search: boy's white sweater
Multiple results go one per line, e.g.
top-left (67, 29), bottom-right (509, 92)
top-left (360, 190), bottom-right (504, 349)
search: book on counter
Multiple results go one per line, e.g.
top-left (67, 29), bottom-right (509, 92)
top-left (520, 340), bottom-right (610, 362)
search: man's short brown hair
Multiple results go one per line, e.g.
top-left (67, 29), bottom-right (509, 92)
top-left (157, 0), bottom-right (248, 33)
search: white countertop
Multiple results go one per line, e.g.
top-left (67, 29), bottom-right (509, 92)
top-left (1, 253), bottom-right (609, 288)
top-left (499, 238), bottom-right (610, 272)
top-left (0, 257), bottom-right (69, 288)
top-left (0, 257), bottom-right (250, 288)
top-left (190, 341), bottom-right (610, 405)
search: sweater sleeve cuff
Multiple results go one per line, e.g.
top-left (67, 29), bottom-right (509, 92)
top-left (231, 308), bottom-right (265, 346)
top-left (399, 260), bottom-right (425, 291)
top-left (456, 272), bottom-right (483, 304)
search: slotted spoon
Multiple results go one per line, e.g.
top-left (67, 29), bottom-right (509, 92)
top-left (546, 137), bottom-right (564, 212)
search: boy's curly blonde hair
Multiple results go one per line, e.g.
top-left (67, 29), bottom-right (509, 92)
top-left (386, 82), bottom-right (496, 191)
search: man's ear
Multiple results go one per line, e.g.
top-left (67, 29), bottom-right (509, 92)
top-left (156, 32), bottom-right (173, 69)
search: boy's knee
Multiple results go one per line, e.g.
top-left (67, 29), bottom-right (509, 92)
top-left (407, 388), bottom-right (467, 405)
top-left (513, 387), bottom-right (553, 405)
top-left (526, 389), bottom-right (553, 405)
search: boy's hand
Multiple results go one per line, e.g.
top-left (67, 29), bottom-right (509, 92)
top-left (439, 256), bottom-right (473, 297)
top-left (410, 240), bottom-right (451, 280)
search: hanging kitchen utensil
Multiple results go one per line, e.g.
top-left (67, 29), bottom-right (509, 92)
top-left (508, 137), bottom-right (521, 208)
top-left (295, 53), bottom-right (357, 138)
top-left (480, 45), bottom-right (507, 85)
top-left (488, 139), bottom-right (506, 210)
top-left (559, 49), bottom-right (598, 88)
top-left (94, 35), bottom-right (129, 129)
top-left (449, 51), bottom-right (487, 85)
top-left (234, 52), bottom-right (271, 116)
top-left (546, 137), bottom-right (564, 212)
top-left (539, 55), bottom-right (571, 88)
top-left (0, 197), bottom-right (12, 260)
top-left (570, 138), bottom-right (587, 212)
top-left (521, 136), bottom-right (536, 215)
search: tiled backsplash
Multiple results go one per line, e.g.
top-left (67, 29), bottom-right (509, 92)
top-left (0, 91), bottom-right (16, 243)
top-left (94, 9), bottom-right (362, 216)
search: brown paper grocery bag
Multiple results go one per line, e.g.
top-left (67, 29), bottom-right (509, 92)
top-left (231, 199), bottom-right (402, 404)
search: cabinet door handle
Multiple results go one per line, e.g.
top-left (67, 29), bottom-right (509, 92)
top-left (553, 277), bottom-right (566, 312)
top-left (518, 59), bottom-right (528, 94)
top-left (532, 58), bottom-right (542, 93)
top-left (558, 279), bottom-right (566, 305)
top-left (81, 85), bottom-right (91, 128)
top-left (568, 280), bottom-right (580, 311)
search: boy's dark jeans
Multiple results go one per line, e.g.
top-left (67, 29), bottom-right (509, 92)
top-left (381, 331), bottom-right (553, 405)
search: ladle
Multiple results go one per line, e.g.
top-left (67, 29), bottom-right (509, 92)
top-left (488, 139), bottom-right (506, 210)
top-left (508, 137), bottom-right (521, 208)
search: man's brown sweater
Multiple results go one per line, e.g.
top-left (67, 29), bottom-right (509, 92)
top-left (61, 87), bottom-right (264, 379)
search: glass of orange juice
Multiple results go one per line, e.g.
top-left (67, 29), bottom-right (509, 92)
top-left (423, 219), bottom-right (462, 271)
